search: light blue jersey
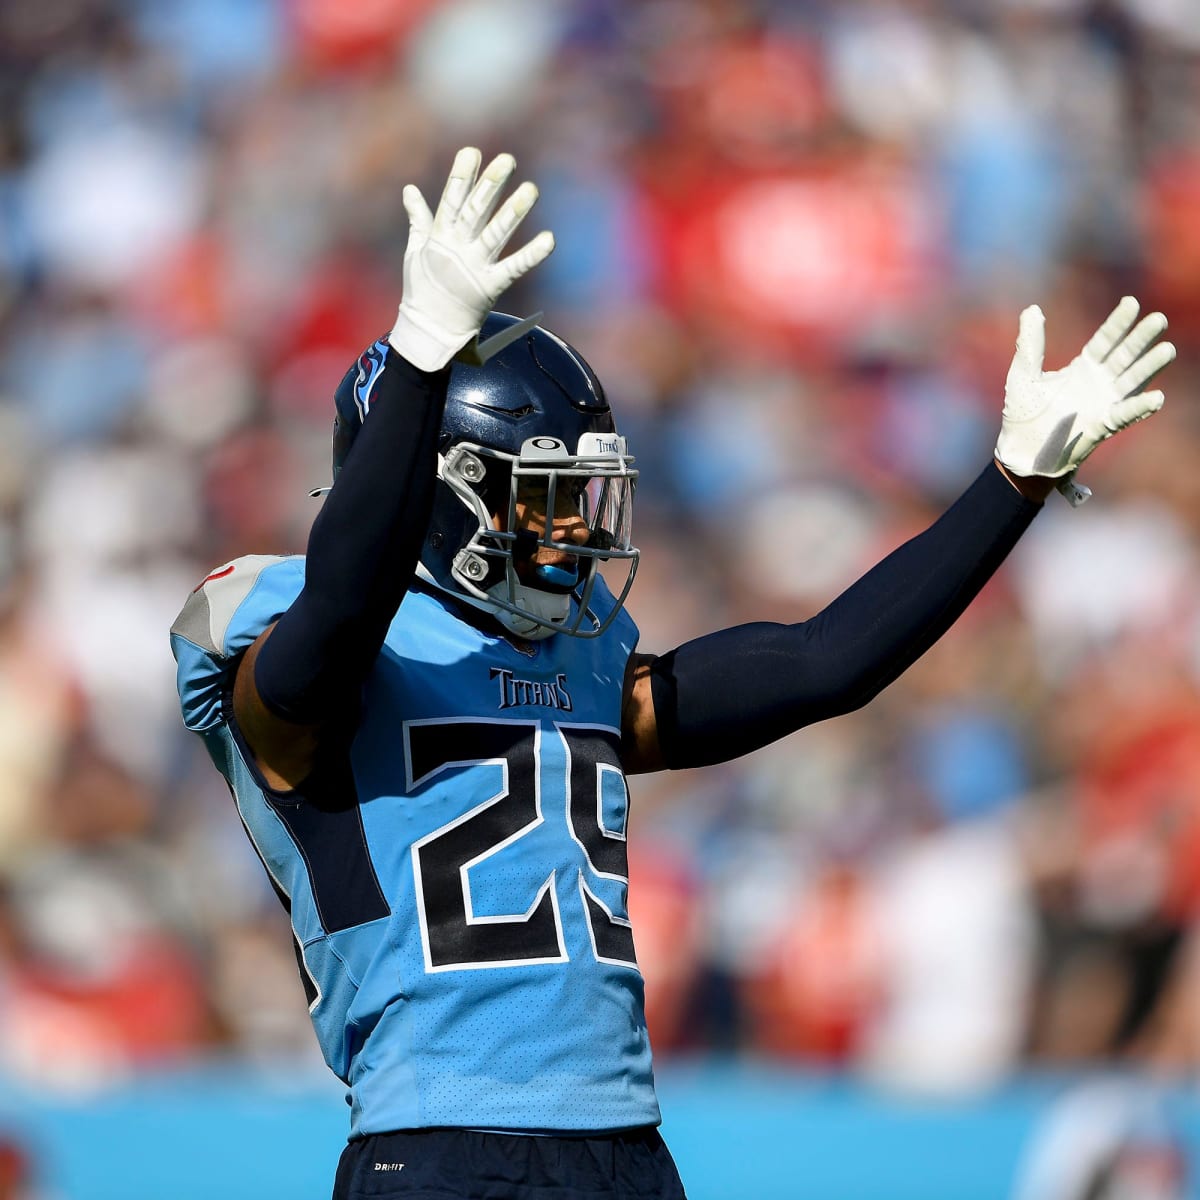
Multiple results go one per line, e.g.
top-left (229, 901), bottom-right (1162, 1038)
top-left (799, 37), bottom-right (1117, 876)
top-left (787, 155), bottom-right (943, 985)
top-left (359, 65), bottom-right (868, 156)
top-left (171, 556), bottom-right (660, 1137)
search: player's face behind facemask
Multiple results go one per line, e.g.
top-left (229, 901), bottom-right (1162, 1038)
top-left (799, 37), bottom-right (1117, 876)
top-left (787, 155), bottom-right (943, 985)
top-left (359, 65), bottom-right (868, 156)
top-left (509, 473), bottom-right (591, 590)
top-left (322, 314), bottom-right (639, 641)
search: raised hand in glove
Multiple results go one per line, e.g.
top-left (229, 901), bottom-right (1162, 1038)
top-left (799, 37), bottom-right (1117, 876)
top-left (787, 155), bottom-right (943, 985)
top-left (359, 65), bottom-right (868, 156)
top-left (388, 147), bottom-right (555, 372)
top-left (995, 296), bottom-right (1175, 504)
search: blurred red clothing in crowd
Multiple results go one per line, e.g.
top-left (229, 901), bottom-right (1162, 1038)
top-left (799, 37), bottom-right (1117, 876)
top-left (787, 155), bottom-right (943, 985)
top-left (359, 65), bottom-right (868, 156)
top-left (285, 0), bottom-right (439, 72)
top-left (5, 934), bottom-right (211, 1083)
top-left (744, 863), bottom-right (885, 1063)
top-left (1143, 153), bottom-right (1200, 339)
top-left (637, 156), bottom-right (940, 363)
top-left (0, 1136), bottom-right (30, 1200)
top-left (1075, 704), bottom-right (1200, 926)
top-left (627, 845), bottom-right (703, 1054)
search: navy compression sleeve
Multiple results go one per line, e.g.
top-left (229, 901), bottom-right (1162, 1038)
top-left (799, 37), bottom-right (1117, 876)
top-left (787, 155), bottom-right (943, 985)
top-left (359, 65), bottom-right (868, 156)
top-left (253, 348), bottom-right (450, 723)
top-left (649, 462), bottom-right (1040, 769)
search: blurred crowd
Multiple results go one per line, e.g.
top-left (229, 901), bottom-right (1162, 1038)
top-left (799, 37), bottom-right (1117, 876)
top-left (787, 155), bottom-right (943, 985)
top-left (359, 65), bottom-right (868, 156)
top-left (2, 1), bottom-right (1200, 1189)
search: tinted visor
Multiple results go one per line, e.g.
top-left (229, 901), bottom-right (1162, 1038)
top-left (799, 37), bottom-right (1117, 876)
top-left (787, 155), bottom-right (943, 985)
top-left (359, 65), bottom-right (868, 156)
top-left (579, 474), bottom-right (634, 551)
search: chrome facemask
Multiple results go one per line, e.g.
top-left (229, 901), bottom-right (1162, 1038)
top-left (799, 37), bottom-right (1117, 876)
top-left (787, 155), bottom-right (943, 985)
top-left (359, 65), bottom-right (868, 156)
top-left (424, 433), bottom-right (638, 639)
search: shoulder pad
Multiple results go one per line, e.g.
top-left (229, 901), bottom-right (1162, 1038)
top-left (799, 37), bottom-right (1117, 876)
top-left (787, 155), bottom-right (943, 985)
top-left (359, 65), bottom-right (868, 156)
top-left (170, 554), bottom-right (304, 732)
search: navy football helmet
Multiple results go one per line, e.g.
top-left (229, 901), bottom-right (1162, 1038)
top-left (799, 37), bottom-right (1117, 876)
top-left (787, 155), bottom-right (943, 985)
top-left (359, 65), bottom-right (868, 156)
top-left (323, 313), bottom-right (638, 639)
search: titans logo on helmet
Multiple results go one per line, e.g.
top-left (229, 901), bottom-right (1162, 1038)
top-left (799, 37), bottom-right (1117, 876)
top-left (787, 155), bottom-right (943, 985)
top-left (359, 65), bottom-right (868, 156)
top-left (354, 340), bottom-right (389, 422)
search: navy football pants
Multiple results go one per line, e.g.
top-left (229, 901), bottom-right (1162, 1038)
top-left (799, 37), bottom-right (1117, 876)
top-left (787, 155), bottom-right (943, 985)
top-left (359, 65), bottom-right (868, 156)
top-left (332, 1126), bottom-right (688, 1199)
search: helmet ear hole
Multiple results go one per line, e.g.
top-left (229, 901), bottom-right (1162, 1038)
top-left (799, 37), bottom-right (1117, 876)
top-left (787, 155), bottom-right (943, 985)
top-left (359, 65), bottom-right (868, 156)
top-left (472, 461), bottom-right (508, 520)
top-left (423, 479), bottom-right (483, 582)
top-left (445, 445), bottom-right (501, 507)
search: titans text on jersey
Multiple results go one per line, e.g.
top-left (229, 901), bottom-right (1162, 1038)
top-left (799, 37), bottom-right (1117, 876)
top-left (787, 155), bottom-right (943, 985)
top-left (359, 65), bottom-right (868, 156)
top-left (491, 668), bottom-right (573, 711)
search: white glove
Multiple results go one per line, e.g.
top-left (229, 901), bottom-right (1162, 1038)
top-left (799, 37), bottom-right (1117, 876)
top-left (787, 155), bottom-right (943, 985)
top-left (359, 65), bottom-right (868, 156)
top-left (388, 147), bottom-right (555, 372)
top-left (995, 296), bottom-right (1175, 503)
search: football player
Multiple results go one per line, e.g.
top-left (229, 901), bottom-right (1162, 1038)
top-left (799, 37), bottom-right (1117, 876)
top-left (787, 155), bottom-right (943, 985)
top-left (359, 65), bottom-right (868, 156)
top-left (171, 147), bottom-right (1175, 1199)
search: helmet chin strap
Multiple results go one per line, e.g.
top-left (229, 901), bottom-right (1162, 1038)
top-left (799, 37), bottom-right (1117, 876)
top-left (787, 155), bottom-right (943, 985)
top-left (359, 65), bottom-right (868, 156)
top-left (414, 561), bottom-right (568, 640)
top-left (484, 578), bottom-right (570, 640)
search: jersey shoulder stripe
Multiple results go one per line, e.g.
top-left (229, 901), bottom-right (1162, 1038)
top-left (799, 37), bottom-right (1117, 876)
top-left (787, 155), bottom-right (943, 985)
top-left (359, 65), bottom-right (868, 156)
top-left (170, 554), bottom-right (305, 732)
